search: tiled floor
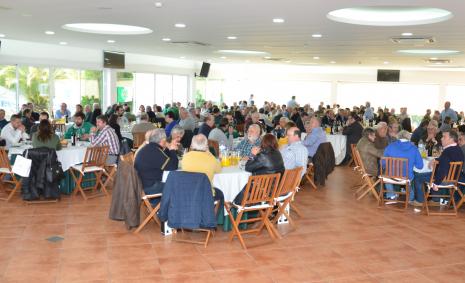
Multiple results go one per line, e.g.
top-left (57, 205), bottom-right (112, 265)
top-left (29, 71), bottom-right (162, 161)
top-left (2, 166), bottom-right (465, 282)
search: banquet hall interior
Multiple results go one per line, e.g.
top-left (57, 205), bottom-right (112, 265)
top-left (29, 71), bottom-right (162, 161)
top-left (2, 0), bottom-right (465, 282)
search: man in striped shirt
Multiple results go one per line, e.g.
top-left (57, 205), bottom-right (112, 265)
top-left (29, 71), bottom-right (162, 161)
top-left (90, 115), bottom-right (120, 164)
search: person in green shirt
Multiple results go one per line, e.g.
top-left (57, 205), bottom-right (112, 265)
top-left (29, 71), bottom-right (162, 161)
top-left (64, 112), bottom-right (94, 140)
top-left (32, 120), bottom-right (62, 150)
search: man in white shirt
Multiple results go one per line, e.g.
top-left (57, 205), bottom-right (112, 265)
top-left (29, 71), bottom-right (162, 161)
top-left (0, 114), bottom-right (29, 148)
top-left (287, 96), bottom-right (298, 109)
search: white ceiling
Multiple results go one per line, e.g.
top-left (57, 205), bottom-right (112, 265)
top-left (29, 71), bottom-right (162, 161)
top-left (1, 0), bottom-right (465, 67)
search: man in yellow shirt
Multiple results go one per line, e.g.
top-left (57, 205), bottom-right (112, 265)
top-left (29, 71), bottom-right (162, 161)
top-left (181, 134), bottom-right (224, 213)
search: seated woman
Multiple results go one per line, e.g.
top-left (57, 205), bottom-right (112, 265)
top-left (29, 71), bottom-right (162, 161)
top-left (32, 119), bottom-right (62, 150)
top-left (233, 133), bottom-right (285, 204)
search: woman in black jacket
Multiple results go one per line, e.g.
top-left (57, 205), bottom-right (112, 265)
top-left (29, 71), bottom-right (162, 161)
top-left (108, 114), bottom-right (123, 142)
top-left (234, 134), bottom-right (285, 204)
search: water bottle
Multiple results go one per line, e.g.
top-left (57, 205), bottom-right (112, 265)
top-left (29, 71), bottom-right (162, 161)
top-left (71, 132), bottom-right (76, 146)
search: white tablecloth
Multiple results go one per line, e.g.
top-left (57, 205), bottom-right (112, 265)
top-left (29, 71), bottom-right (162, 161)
top-left (163, 166), bottom-right (251, 215)
top-left (414, 157), bottom-right (435, 174)
top-left (8, 142), bottom-right (89, 172)
top-left (326, 134), bottom-right (347, 165)
top-left (121, 131), bottom-right (133, 140)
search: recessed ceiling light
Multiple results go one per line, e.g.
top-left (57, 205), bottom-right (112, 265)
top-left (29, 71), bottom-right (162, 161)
top-left (272, 18), bottom-right (285, 23)
top-left (330, 61), bottom-right (336, 64)
top-left (45, 31), bottom-right (55, 35)
top-left (107, 39), bottom-right (115, 43)
top-left (429, 57), bottom-right (438, 60)
top-left (245, 60), bottom-right (251, 63)
top-left (0, 34), bottom-right (5, 38)
top-left (284, 60), bottom-right (292, 63)
top-left (174, 23), bottom-right (186, 28)
top-left (402, 32), bottom-right (413, 36)
top-left (227, 36), bottom-right (237, 40)
top-left (220, 56), bottom-right (227, 59)
top-left (179, 56), bottom-right (185, 59)
top-left (313, 56), bottom-right (320, 60)
top-left (162, 38), bottom-right (171, 41)
top-left (62, 23), bottom-right (152, 35)
top-left (327, 6), bottom-right (453, 26)
top-left (397, 49), bottom-right (461, 55)
top-left (218, 49), bottom-right (269, 55)
top-left (383, 61), bottom-right (389, 64)
top-left (312, 34), bottom-right (322, 38)
top-left (264, 56), bottom-right (271, 59)
top-left (59, 41), bottom-right (67, 45)
top-left (154, 2), bottom-right (163, 8)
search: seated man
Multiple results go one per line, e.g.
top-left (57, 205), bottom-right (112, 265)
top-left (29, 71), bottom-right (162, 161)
top-left (30, 111), bottom-right (50, 135)
top-left (131, 113), bottom-right (155, 134)
top-left (134, 128), bottom-right (179, 205)
top-left (0, 114), bottom-right (29, 148)
top-left (280, 126), bottom-right (308, 177)
top-left (181, 134), bottom-right (224, 213)
top-left (273, 116), bottom-right (289, 139)
top-left (428, 130), bottom-right (465, 204)
top-left (235, 124), bottom-right (262, 158)
top-left (0, 109), bottom-right (8, 130)
top-left (356, 128), bottom-right (383, 177)
top-left (64, 112), bottom-right (93, 140)
top-left (55, 102), bottom-right (71, 119)
top-left (89, 115), bottom-right (120, 164)
top-left (164, 111), bottom-right (178, 137)
top-left (383, 130), bottom-right (423, 201)
top-left (198, 114), bottom-right (215, 138)
top-left (302, 117), bottom-right (326, 162)
top-left (178, 107), bottom-right (196, 132)
top-left (342, 112), bottom-right (363, 163)
top-left (374, 122), bottom-right (389, 150)
top-left (168, 126), bottom-right (185, 157)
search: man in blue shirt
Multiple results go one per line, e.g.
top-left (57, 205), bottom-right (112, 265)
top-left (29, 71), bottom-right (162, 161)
top-left (164, 111), bottom-right (179, 137)
top-left (383, 130), bottom-right (423, 200)
top-left (280, 126), bottom-right (308, 177)
top-left (440, 101), bottom-right (458, 123)
top-left (364, 102), bottom-right (374, 121)
top-left (302, 117), bottom-right (327, 162)
top-left (55, 102), bottom-right (72, 119)
top-left (0, 109), bottom-right (8, 129)
top-left (235, 124), bottom-right (261, 158)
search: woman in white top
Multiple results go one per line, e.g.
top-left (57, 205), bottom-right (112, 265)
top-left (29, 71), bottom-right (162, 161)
top-left (208, 117), bottom-right (234, 150)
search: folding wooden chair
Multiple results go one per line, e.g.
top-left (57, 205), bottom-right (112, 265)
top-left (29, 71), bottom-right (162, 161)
top-left (378, 157), bottom-right (410, 209)
top-left (350, 145), bottom-right (366, 191)
top-left (269, 167), bottom-right (303, 231)
top-left (457, 179), bottom-right (465, 210)
top-left (0, 149), bottom-right (21, 202)
top-left (303, 163), bottom-right (317, 190)
top-left (353, 147), bottom-right (380, 201)
top-left (70, 146), bottom-right (109, 200)
top-left (225, 173), bottom-right (281, 250)
top-left (423, 161), bottom-right (463, 216)
top-left (132, 132), bottom-right (146, 149)
top-left (134, 192), bottom-right (163, 233)
top-left (53, 122), bottom-right (66, 134)
top-left (347, 143), bottom-right (356, 167)
top-left (103, 164), bottom-right (117, 189)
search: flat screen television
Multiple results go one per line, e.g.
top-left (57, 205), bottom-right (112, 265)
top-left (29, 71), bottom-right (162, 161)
top-left (103, 51), bottom-right (125, 69)
top-left (199, 62), bottom-right (210, 77)
top-left (377, 69), bottom-right (400, 82)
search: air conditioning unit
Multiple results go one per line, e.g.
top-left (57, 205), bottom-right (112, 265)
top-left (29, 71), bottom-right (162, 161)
top-left (390, 36), bottom-right (436, 44)
top-left (170, 41), bottom-right (211, 47)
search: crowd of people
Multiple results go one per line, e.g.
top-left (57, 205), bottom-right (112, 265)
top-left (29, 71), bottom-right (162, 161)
top-left (1, 95), bottom-right (465, 209)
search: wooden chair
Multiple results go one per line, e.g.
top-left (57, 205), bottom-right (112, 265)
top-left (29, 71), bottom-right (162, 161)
top-left (208, 139), bottom-right (220, 157)
top-left (350, 144), bottom-right (366, 191)
top-left (53, 122), bottom-right (66, 134)
top-left (423, 161), bottom-right (463, 216)
top-left (133, 132), bottom-right (146, 149)
top-left (353, 147), bottom-right (381, 201)
top-left (70, 146), bottom-right (109, 200)
top-left (225, 173), bottom-right (281, 250)
top-left (134, 192), bottom-right (163, 233)
top-left (347, 144), bottom-right (356, 167)
top-left (378, 157), bottom-right (410, 209)
top-left (0, 149), bottom-right (21, 202)
top-left (457, 180), bottom-right (465, 210)
top-left (269, 167), bottom-right (303, 232)
top-left (303, 163), bottom-right (317, 190)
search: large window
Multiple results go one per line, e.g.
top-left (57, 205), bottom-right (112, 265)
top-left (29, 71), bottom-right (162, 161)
top-left (18, 66), bottom-right (50, 113)
top-left (173, 75), bottom-right (189, 105)
top-left (155, 74), bottom-right (173, 107)
top-left (116, 72), bottom-right (134, 110)
top-left (0, 65), bottom-right (18, 117)
top-left (445, 85), bottom-right (465, 113)
top-left (134, 73), bottom-right (155, 111)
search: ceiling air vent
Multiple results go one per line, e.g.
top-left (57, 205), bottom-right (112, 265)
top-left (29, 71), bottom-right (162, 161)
top-left (425, 58), bottom-right (451, 64)
top-left (263, 57), bottom-right (286, 62)
top-left (390, 36), bottom-right (436, 44)
top-left (170, 41), bottom-right (211, 47)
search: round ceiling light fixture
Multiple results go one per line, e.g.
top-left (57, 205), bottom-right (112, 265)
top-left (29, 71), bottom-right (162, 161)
top-left (218, 49), bottom-right (270, 56)
top-left (62, 23), bottom-right (153, 35)
top-left (327, 6), bottom-right (452, 26)
top-left (397, 49), bottom-right (461, 55)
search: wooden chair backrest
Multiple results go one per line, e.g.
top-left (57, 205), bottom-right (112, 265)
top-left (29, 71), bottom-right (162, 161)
top-left (133, 132), bottom-right (146, 149)
top-left (353, 147), bottom-right (367, 175)
top-left (208, 139), bottom-right (220, 157)
top-left (241, 173), bottom-right (281, 207)
top-left (54, 123), bottom-right (66, 133)
top-left (379, 157), bottom-right (409, 180)
top-left (0, 148), bottom-right (11, 170)
top-left (120, 152), bottom-right (135, 166)
top-left (444, 162), bottom-right (463, 184)
top-left (83, 146), bottom-right (109, 169)
top-left (351, 144), bottom-right (361, 168)
top-left (275, 167), bottom-right (303, 197)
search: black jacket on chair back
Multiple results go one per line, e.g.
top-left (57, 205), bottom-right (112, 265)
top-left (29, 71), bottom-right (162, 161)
top-left (21, 147), bottom-right (62, 201)
top-left (245, 148), bottom-right (285, 176)
top-left (313, 142), bottom-right (336, 186)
